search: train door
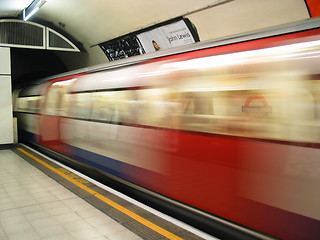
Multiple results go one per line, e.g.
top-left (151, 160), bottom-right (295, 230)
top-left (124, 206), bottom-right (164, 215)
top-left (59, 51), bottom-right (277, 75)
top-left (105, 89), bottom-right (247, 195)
top-left (39, 80), bottom-right (70, 153)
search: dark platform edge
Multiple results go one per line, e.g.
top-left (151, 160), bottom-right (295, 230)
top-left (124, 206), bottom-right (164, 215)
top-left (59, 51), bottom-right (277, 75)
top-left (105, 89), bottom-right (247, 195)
top-left (0, 143), bottom-right (17, 150)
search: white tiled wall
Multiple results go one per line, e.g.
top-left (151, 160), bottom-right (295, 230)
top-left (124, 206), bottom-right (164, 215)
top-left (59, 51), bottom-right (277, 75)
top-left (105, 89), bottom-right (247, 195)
top-left (0, 47), bottom-right (13, 145)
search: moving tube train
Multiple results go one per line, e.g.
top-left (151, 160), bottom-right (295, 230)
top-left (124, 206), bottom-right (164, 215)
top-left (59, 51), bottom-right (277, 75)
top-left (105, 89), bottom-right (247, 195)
top-left (14, 18), bottom-right (320, 240)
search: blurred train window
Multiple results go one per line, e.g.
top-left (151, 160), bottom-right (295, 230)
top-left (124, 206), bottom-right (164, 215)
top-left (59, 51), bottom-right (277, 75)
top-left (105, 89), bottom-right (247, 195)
top-left (174, 85), bottom-right (320, 143)
top-left (17, 98), bottom-right (28, 112)
top-left (60, 83), bottom-right (320, 144)
top-left (44, 85), bottom-right (60, 115)
top-left (137, 88), bottom-right (176, 127)
top-left (115, 90), bottom-right (136, 124)
top-left (60, 93), bottom-right (71, 117)
top-left (68, 92), bottom-right (94, 119)
top-left (310, 79), bottom-right (320, 120)
top-left (177, 91), bottom-right (218, 132)
top-left (43, 81), bottom-right (73, 116)
top-left (130, 89), bottom-right (214, 129)
top-left (17, 96), bottom-right (41, 113)
top-left (91, 91), bottom-right (119, 123)
top-left (174, 89), bottom-right (270, 136)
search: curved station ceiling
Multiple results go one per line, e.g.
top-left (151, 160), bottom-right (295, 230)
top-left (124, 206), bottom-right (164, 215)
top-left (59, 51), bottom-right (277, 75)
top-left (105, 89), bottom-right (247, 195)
top-left (0, 0), bottom-right (314, 86)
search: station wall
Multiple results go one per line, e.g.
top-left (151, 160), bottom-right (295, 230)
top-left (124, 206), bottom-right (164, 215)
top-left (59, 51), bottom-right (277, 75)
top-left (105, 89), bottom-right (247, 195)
top-left (187, 0), bottom-right (310, 42)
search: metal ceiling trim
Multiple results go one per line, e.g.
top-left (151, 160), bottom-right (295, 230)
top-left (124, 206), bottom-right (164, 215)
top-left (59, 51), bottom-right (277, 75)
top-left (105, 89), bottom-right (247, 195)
top-left (0, 19), bottom-right (81, 52)
top-left (0, 19), bottom-right (46, 49)
top-left (46, 28), bottom-right (80, 52)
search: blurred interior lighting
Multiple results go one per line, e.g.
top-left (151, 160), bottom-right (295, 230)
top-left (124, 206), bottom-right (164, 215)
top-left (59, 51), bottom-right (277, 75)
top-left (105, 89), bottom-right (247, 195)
top-left (52, 78), bottom-right (77, 86)
top-left (163, 39), bottom-right (320, 71)
top-left (97, 92), bottom-right (113, 96)
top-left (272, 50), bottom-right (320, 60)
top-left (137, 69), bottom-right (174, 78)
top-left (23, 0), bottom-right (47, 21)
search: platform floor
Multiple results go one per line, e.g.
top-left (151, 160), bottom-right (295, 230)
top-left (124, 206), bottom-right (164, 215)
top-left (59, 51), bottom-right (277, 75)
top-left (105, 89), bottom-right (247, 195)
top-left (0, 146), bottom-right (216, 240)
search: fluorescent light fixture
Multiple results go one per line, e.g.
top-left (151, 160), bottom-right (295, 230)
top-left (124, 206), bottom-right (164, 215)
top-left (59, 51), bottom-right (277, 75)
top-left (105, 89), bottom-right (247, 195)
top-left (23, 0), bottom-right (47, 21)
top-left (24, 6), bottom-right (40, 21)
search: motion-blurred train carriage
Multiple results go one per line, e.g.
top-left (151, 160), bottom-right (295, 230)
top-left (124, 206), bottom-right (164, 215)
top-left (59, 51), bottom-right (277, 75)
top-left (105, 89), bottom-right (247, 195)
top-left (14, 18), bottom-right (320, 240)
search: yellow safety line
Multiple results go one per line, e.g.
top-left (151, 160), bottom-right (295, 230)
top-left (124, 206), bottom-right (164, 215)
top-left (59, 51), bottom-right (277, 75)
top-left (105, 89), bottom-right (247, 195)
top-left (17, 148), bottom-right (183, 240)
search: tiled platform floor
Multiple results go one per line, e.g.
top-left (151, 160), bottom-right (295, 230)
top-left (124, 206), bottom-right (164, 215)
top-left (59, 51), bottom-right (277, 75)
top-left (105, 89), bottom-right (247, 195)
top-left (0, 148), bottom-right (142, 240)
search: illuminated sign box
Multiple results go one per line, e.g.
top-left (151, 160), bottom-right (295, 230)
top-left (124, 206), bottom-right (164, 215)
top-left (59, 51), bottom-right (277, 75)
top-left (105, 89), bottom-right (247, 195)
top-left (99, 17), bottom-right (199, 61)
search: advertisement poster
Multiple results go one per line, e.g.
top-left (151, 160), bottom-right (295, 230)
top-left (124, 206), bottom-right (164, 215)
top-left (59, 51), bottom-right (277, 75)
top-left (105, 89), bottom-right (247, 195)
top-left (99, 36), bottom-right (145, 61)
top-left (137, 20), bottom-right (196, 53)
top-left (99, 18), bottom-right (199, 61)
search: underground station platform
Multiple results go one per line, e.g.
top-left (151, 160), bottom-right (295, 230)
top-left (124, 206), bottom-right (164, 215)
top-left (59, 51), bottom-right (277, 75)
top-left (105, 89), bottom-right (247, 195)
top-left (0, 144), bottom-right (216, 240)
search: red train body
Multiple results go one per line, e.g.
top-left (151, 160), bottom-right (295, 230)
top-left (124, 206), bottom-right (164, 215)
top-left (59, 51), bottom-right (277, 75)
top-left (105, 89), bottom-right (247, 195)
top-left (15, 18), bottom-right (320, 239)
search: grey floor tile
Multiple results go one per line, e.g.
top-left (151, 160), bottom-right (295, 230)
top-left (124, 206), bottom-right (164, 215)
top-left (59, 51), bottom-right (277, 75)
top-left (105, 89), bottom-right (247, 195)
top-left (107, 230), bottom-right (142, 240)
top-left (3, 221), bottom-right (33, 235)
top-left (7, 230), bottom-right (41, 240)
top-left (42, 233), bottom-right (74, 240)
top-left (69, 226), bottom-right (105, 240)
top-left (35, 224), bottom-right (65, 238)
top-left (54, 212), bottom-right (81, 224)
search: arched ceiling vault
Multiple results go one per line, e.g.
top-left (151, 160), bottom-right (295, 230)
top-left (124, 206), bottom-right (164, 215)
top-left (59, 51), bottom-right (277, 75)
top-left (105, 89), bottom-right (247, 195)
top-left (0, 0), bottom-right (311, 69)
top-left (1, 1), bottom-right (232, 50)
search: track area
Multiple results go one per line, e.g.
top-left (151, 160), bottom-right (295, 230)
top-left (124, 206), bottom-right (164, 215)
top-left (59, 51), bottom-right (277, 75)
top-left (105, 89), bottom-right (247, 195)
top-left (11, 144), bottom-right (217, 240)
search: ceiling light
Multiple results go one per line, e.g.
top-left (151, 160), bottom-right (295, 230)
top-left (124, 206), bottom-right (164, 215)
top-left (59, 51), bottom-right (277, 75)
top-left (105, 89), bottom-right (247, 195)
top-left (23, 0), bottom-right (47, 21)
